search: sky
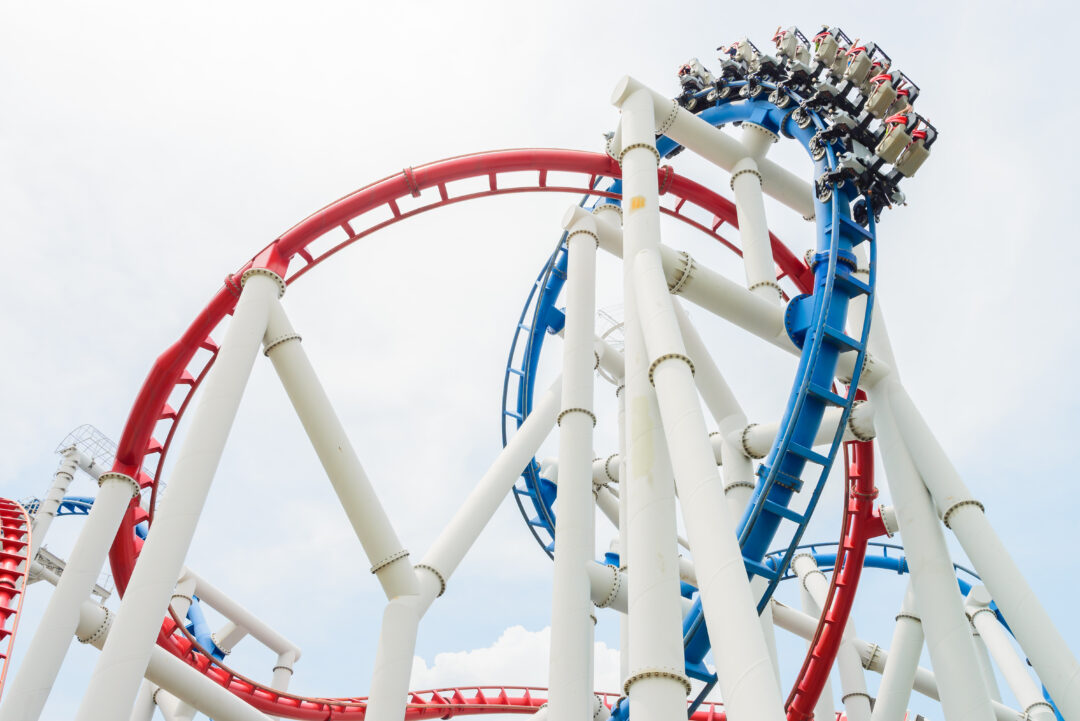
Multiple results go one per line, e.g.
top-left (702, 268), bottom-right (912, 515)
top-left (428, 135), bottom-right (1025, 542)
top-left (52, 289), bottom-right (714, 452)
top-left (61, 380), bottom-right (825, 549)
top-left (2, 1), bottom-right (1079, 720)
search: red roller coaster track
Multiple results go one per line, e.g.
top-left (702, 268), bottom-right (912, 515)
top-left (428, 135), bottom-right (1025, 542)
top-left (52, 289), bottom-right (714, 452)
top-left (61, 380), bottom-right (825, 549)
top-left (9, 149), bottom-right (875, 718)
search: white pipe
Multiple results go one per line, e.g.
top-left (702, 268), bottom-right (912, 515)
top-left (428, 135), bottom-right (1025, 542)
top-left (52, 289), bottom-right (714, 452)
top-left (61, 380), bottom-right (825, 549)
top-left (611, 76), bottom-right (816, 219)
top-left (128, 680), bottom-right (156, 721)
top-left (885, 380), bottom-right (1080, 719)
top-left (72, 269), bottom-right (282, 721)
top-left (563, 206), bottom-right (890, 386)
top-left (611, 337), bottom-right (631, 686)
top-left (618, 87), bottom-right (689, 720)
top-left (967, 586), bottom-right (1056, 721)
top-left (731, 127), bottom-right (782, 303)
top-left (29, 448), bottom-right (80, 560)
top-left (213, 620), bottom-right (249, 656)
top-left (870, 388), bottom-right (996, 721)
top-left (180, 569), bottom-right (299, 658)
top-left (170, 576), bottom-right (196, 621)
top-left (771, 601), bottom-right (1022, 721)
top-left (271, 649), bottom-right (297, 691)
top-left (366, 594), bottom-right (422, 721)
top-left (799, 584), bottom-right (837, 721)
top-left (871, 582), bottom-right (924, 721)
top-left (616, 82), bottom-right (784, 721)
top-left (670, 301), bottom-right (756, 513)
top-left (158, 692), bottom-right (197, 721)
top-left (263, 301), bottom-right (417, 600)
top-left (0, 470), bottom-right (140, 721)
top-left (970, 616), bottom-right (1003, 704)
top-left (263, 299), bottom-right (422, 721)
top-left (419, 375), bottom-right (562, 604)
top-left (793, 554), bottom-right (872, 721)
top-left (73, 601), bottom-right (273, 721)
top-left (547, 215), bottom-right (599, 720)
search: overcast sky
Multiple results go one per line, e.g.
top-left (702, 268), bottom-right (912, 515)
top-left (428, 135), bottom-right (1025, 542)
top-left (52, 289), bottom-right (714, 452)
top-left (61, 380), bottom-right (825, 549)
top-left (3, 2), bottom-right (1078, 720)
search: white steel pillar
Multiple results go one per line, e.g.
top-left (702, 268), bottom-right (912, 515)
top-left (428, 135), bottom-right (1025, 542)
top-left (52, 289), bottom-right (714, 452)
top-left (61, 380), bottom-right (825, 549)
top-left (417, 374), bottom-right (562, 605)
top-left (793, 554), bottom-right (872, 721)
top-left (262, 300), bottom-right (417, 599)
top-left (966, 587), bottom-right (1056, 721)
top-left (0, 470), bottom-right (140, 721)
top-left (615, 92), bottom-right (687, 720)
top-left (547, 215), bottom-right (600, 720)
top-left (886, 381), bottom-right (1080, 719)
top-left (731, 123), bottom-right (782, 304)
top-left (671, 300), bottom-right (780, 678)
top-left (621, 292), bottom-right (687, 719)
top-left (871, 386), bottom-right (995, 721)
top-left (615, 365), bottom-right (630, 685)
top-left (72, 268), bottom-right (283, 721)
top-left (871, 582), bottom-right (924, 721)
top-left (261, 299), bottom-right (417, 721)
top-left (799, 583), bottom-right (837, 721)
top-left (29, 447), bottom-right (81, 559)
top-left (128, 680), bottom-right (156, 721)
top-left (613, 77), bottom-right (785, 721)
top-left (970, 616), bottom-right (1003, 704)
top-left (271, 649), bottom-right (297, 691)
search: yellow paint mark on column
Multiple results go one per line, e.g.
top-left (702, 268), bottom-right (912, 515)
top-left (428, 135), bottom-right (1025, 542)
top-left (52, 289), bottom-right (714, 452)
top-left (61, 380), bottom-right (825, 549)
top-left (629, 195), bottom-right (646, 213)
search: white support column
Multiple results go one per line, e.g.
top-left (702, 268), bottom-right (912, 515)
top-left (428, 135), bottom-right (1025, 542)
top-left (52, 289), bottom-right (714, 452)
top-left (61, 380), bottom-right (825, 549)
top-left (72, 268), bottom-right (283, 721)
top-left (213, 620), bottom-right (248, 656)
top-left (262, 299), bottom-right (421, 721)
top-left (799, 584), bottom-right (837, 721)
top-left (886, 381), bottom-right (1080, 719)
top-left (871, 582), bottom-right (924, 721)
top-left (271, 649), bottom-right (297, 691)
top-left (793, 554), bottom-right (872, 721)
top-left (966, 587), bottom-right (1056, 721)
top-left (170, 576), bottom-right (196, 621)
top-left (614, 78), bottom-right (785, 721)
top-left (670, 301), bottom-right (756, 510)
top-left (871, 386), bottom-right (996, 721)
top-left (621, 293), bottom-right (688, 719)
top-left (731, 123), bottom-right (783, 304)
top-left (262, 300), bottom-right (417, 600)
top-left (547, 215), bottom-right (600, 721)
top-left (0, 470), bottom-right (140, 721)
top-left (128, 680), bottom-right (156, 721)
top-left (615, 365), bottom-right (630, 686)
top-left (970, 617), bottom-right (1003, 704)
top-left (29, 447), bottom-right (81, 560)
top-left (417, 375), bottom-right (561, 607)
top-left (615, 91), bottom-right (687, 721)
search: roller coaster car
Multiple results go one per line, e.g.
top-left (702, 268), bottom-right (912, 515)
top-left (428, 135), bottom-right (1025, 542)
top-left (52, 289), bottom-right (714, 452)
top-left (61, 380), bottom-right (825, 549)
top-left (676, 59), bottom-right (715, 112)
top-left (773, 26), bottom-right (811, 65)
top-left (865, 74), bottom-right (900, 119)
top-left (751, 53), bottom-right (785, 81)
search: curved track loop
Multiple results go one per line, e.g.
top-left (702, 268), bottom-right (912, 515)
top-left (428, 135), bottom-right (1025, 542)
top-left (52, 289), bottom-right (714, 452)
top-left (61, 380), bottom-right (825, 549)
top-left (0, 500), bottom-right (31, 699)
top-left (100, 149), bottom-right (813, 718)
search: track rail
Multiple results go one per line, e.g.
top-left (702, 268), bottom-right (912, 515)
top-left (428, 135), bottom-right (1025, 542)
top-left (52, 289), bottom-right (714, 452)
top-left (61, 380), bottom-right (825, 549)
top-left (0, 500), bottom-right (31, 700)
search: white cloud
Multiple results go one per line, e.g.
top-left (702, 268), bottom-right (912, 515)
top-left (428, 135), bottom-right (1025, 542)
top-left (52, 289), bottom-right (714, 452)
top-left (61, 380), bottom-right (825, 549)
top-left (410, 625), bottom-right (621, 695)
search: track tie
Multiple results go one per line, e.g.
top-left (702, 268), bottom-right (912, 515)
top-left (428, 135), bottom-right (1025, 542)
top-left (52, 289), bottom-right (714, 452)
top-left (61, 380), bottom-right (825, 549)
top-left (833, 271), bottom-right (871, 297)
top-left (807, 383), bottom-right (848, 407)
top-left (762, 498), bottom-right (806, 524)
top-left (788, 442), bottom-right (830, 466)
top-left (821, 324), bottom-right (864, 352)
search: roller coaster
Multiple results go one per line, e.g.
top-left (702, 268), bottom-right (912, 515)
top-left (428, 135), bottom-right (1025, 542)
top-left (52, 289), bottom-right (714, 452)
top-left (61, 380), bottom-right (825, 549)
top-left (0, 25), bottom-right (1075, 721)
